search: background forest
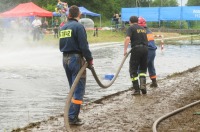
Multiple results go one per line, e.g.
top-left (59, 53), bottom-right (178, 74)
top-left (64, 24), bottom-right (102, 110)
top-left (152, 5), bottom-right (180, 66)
top-left (1, 0), bottom-right (200, 19)
top-left (0, 0), bottom-right (200, 28)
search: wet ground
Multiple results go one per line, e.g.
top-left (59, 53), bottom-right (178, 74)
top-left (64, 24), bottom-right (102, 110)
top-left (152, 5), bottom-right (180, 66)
top-left (0, 36), bottom-right (200, 131)
top-left (15, 65), bottom-right (200, 132)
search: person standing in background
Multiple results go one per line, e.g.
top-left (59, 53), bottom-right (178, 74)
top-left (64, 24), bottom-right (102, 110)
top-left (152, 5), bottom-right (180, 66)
top-left (42, 20), bottom-right (48, 34)
top-left (115, 13), bottom-right (119, 31)
top-left (52, 19), bottom-right (59, 38)
top-left (60, 17), bottom-right (68, 28)
top-left (32, 16), bottom-right (42, 41)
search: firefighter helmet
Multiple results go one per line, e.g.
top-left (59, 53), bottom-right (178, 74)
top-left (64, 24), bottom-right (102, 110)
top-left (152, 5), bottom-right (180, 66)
top-left (138, 17), bottom-right (146, 27)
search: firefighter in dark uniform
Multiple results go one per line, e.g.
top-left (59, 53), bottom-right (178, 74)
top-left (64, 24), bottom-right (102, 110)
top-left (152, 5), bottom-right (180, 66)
top-left (59, 5), bottom-right (93, 125)
top-left (124, 16), bottom-right (148, 95)
top-left (138, 17), bottom-right (158, 87)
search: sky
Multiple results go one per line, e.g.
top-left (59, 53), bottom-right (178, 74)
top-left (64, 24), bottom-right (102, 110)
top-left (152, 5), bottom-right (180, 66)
top-left (177, 0), bottom-right (188, 6)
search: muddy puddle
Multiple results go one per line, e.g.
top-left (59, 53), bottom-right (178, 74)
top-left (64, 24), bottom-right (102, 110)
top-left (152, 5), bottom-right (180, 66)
top-left (0, 39), bottom-right (200, 131)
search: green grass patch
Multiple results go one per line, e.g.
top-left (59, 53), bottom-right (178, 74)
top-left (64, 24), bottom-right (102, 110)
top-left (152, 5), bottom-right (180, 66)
top-left (40, 30), bottom-right (125, 45)
top-left (86, 30), bottom-right (125, 44)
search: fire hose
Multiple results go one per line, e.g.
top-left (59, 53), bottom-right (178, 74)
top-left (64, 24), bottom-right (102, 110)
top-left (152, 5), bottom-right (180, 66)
top-left (152, 100), bottom-right (200, 132)
top-left (64, 50), bottom-right (131, 132)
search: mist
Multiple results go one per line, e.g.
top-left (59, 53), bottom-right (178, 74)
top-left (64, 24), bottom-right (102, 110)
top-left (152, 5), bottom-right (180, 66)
top-left (0, 22), bottom-right (61, 69)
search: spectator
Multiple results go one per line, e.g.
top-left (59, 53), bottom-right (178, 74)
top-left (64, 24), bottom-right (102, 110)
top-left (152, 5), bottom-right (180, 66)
top-left (112, 13), bottom-right (120, 31)
top-left (112, 13), bottom-right (116, 24)
top-left (60, 17), bottom-right (68, 28)
top-left (32, 16), bottom-right (42, 41)
top-left (115, 13), bottom-right (119, 30)
top-left (42, 20), bottom-right (48, 34)
top-left (52, 19), bottom-right (59, 38)
top-left (93, 25), bottom-right (98, 37)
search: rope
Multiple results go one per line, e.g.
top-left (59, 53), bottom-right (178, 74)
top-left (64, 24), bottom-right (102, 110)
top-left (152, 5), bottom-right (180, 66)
top-left (64, 50), bottom-right (131, 132)
top-left (152, 100), bottom-right (200, 132)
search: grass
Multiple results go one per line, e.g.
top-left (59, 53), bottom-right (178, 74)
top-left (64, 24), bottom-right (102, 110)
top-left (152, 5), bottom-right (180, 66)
top-left (40, 29), bottom-right (199, 46)
top-left (86, 30), bottom-right (125, 44)
top-left (40, 30), bottom-right (126, 45)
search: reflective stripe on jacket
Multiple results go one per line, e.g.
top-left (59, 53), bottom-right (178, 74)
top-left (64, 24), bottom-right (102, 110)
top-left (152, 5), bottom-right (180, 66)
top-left (146, 28), bottom-right (157, 50)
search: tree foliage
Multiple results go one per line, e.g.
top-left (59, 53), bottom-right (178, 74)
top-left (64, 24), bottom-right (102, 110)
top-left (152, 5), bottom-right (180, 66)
top-left (151, 0), bottom-right (178, 7)
top-left (0, 0), bottom-right (178, 19)
top-left (187, 0), bottom-right (200, 6)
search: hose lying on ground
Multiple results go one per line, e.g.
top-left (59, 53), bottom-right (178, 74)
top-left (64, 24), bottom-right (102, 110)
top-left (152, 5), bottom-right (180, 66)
top-left (64, 51), bottom-right (131, 132)
top-left (152, 100), bottom-right (200, 132)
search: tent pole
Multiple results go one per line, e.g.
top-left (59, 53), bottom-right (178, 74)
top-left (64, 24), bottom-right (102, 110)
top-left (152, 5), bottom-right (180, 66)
top-left (100, 15), bottom-right (102, 28)
top-left (52, 17), bottom-right (53, 32)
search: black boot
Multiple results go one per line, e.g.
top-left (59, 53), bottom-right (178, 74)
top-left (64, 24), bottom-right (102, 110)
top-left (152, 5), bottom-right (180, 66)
top-left (140, 77), bottom-right (147, 94)
top-left (131, 81), bottom-right (140, 95)
top-left (150, 78), bottom-right (158, 88)
top-left (69, 117), bottom-right (84, 125)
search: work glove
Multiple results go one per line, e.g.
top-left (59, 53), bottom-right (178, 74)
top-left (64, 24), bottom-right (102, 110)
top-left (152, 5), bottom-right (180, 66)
top-left (87, 59), bottom-right (94, 70)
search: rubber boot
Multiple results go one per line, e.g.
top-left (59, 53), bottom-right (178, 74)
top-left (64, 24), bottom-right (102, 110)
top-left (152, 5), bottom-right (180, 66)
top-left (131, 81), bottom-right (140, 95)
top-left (150, 78), bottom-right (158, 88)
top-left (69, 116), bottom-right (84, 125)
top-left (140, 77), bottom-right (147, 94)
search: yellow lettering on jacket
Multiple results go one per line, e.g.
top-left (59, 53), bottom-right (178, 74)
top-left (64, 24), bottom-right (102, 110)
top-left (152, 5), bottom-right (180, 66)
top-left (59, 29), bottom-right (72, 38)
top-left (137, 29), bottom-right (146, 33)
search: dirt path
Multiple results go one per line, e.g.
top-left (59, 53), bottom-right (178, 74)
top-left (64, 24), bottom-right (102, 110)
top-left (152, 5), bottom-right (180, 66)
top-left (13, 65), bottom-right (200, 132)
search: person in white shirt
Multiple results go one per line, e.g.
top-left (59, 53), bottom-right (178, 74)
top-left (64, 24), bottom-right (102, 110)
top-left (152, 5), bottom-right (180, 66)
top-left (32, 16), bottom-right (42, 41)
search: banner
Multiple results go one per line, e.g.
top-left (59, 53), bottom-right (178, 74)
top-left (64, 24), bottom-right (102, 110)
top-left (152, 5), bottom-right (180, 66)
top-left (121, 6), bottom-right (200, 22)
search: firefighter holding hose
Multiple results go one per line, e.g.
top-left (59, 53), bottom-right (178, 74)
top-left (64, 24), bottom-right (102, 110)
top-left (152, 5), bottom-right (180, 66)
top-left (124, 16), bottom-right (148, 95)
top-left (59, 5), bottom-right (93, 125)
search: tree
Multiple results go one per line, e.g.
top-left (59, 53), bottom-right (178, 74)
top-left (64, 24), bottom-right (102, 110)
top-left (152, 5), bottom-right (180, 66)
top-left (151, 0), bottom-right (178, 7)
top-left (0, 0), bottom-right (179, 20)
top-left (187, 0), bottom-right (200, 6)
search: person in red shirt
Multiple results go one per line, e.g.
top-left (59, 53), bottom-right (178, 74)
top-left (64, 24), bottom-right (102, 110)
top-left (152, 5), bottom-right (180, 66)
top-left (60, 17), bottom-right (68, 28)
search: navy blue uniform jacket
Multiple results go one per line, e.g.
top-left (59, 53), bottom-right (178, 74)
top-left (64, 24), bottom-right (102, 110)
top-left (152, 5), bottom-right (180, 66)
top-left (59, 19), bottom-right (93, 62)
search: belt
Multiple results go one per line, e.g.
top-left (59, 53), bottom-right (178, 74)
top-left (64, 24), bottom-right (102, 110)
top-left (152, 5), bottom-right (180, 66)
top-left (134, 45), bottom-right (147, 48)
top-left (63, 51), bottom-right (82, 55)
top-left (63, 52), bottom-right (82, 57)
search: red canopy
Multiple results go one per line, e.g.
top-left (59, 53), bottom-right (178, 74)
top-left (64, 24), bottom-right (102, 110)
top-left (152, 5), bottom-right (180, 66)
top-left (0, 2), bottom-right (52, 17)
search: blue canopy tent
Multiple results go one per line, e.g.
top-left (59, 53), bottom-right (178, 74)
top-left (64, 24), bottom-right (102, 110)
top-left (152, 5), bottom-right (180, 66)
top-left (53, 6), bottom-right (101, 27)
top-left (79, 6), bottom-right (101, 27)
top-left (79, 7), bottom-right (100, 17)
